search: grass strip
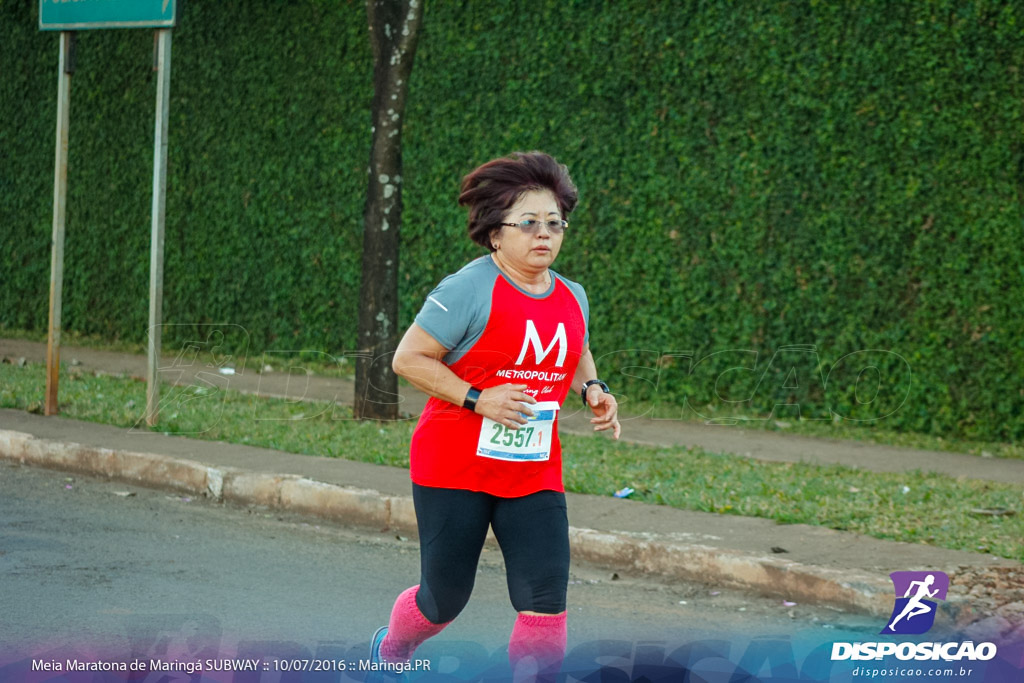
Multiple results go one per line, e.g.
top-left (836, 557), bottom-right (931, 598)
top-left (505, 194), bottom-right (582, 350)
top-left (3, 326), bottom-right (1018, 460)
top-left (2, 361), bottom-right (1021, 561)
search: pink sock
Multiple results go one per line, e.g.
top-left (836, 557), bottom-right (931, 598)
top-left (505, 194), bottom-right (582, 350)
top-left (380, 586), bottom-right (449, 662)
top-left (508, 612), bottom-right (567, 680)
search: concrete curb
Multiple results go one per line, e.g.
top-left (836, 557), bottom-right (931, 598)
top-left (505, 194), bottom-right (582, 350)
top-left (0, 429), bottom-right (218, 497)
top-left (0, 428), bottom-right (896, 617)
top-left (567, 528), bottom-right (894, 616)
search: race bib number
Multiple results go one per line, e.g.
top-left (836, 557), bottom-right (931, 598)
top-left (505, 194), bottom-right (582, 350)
top-left (477, 401), bottom-right (560, 462)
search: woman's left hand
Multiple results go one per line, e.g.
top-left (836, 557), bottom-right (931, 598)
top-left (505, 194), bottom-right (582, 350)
top-left (585, 386), bottom-right (621, 440)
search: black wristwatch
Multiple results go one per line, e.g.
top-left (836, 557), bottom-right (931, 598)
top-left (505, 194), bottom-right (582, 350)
top-left (463, 386), bottom-right (482, 412)
top-left (581, 379), bottom-right (610, 405)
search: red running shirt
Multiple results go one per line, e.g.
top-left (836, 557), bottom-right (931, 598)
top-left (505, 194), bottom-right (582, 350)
top-left (410, 256), bottom-right (589, 497)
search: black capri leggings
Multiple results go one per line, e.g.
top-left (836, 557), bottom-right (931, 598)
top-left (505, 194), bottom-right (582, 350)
top-left (411, 483), bottom-right (570, 625)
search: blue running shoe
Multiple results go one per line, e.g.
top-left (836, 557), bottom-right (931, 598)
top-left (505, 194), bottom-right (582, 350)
top-left (365, 626), bottom-right (406, 683)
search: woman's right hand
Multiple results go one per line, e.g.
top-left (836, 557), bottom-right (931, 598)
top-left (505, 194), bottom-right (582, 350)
top-left (474, 384), bottom-right (538, 429)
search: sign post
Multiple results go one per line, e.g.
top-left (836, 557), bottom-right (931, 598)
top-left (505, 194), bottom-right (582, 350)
top-left (40, 0), bottom-right (177, 425)
top-left (44, 31), bottom-right (74, 415)
top-left (147, 28), bottom-right (172, 427)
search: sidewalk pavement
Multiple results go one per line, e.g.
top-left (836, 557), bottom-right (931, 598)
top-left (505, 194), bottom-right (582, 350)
top-left (1, 339), bottom-right (1021, 634)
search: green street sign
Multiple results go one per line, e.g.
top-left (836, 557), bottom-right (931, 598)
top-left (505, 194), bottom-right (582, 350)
top-left (40, 0), bottom-right (177, 31)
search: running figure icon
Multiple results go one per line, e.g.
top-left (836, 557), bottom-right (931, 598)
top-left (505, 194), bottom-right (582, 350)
top-left (882, 570), bottom-right (950, 635)
top-left (888, 574), bottom-right (940, 631)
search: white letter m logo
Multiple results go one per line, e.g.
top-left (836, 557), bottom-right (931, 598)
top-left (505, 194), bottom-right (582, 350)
top-left (515, 320), bottom-right (567, 367)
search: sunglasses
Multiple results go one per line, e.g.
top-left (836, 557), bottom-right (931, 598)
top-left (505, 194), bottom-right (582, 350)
top-left (499, 219), bottom-right (568, 235)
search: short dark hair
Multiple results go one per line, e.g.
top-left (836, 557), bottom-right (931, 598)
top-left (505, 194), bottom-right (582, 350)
top-left (459, 151), bottom-right (579, 252)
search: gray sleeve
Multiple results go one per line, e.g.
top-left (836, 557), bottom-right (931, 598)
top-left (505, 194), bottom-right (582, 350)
top-left (559, 276), bottom-right (590, 346)
top-left (414, 260), bottom-right (495, 355)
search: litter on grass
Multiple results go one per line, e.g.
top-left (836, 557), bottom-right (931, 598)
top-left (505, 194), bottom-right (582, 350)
top-left (970, 508), bottom-right (1015, 517)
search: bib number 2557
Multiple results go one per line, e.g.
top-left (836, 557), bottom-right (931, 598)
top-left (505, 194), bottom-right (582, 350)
top-left (476, 401), bottom-right (559, 462)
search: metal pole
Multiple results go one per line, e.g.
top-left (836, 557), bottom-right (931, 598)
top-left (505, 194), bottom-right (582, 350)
top-left (45, 31), bottom-right (74, 416)
top-left (146, 28), bottom-right (172, 427)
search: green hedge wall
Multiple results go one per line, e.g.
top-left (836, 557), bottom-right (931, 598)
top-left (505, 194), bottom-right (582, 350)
top-left (2, 0), bottom-right (1022, 441)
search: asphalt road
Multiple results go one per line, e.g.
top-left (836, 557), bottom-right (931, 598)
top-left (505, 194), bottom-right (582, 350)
top-left (1, 462), bottom-right (880, 679)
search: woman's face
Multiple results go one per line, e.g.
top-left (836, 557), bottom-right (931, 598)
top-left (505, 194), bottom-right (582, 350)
top-left (492, 189), bottom-right (564, 274)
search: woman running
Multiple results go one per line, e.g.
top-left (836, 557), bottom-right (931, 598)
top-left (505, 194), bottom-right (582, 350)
top-left (368, 151), bottom-right (620, 682)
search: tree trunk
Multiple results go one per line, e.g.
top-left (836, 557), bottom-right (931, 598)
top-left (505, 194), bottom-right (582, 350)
top-left (354, 0), bottom-right (423, 421)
